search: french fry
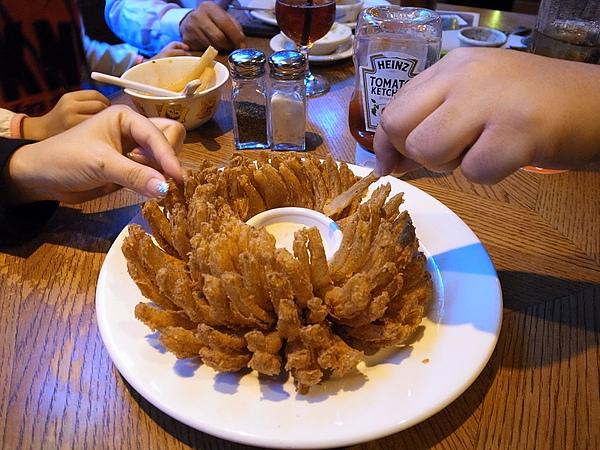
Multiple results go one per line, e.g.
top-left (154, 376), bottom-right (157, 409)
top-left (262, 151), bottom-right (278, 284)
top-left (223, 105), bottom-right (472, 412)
top-left (194, 66), bottom-right (216, 93)
top-left (163, 45), bottom-right (218, 92)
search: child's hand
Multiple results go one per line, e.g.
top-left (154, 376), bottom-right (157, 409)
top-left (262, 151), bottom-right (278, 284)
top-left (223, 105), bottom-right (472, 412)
top-left (22, 90), bottom-right (110, 141)
top-left (151, 42), bottom-right (192, 60)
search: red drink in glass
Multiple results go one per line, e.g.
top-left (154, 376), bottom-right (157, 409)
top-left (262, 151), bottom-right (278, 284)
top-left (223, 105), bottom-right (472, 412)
top-left (275, 0), bottom-right (336, 96)
top-left (276, 0), bottom-right (336, 47)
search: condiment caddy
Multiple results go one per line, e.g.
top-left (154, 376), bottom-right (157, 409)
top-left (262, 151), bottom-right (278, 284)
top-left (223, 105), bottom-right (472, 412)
top-left (228, 48), bottom-right (307, 152)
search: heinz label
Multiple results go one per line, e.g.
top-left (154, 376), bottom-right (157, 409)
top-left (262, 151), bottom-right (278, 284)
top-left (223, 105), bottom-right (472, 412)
top-left (359, 53), bottom-right (419, 132)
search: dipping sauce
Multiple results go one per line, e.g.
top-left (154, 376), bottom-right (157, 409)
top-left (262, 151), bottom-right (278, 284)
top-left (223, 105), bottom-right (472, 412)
top-left (246, 207), bottom-right (343, 260)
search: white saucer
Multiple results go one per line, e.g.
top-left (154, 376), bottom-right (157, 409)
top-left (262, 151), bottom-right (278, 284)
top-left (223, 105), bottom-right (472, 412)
top-left (270, 33), bottom-right (353, 64)
top-left (248, 0), bottom-right (277, 26)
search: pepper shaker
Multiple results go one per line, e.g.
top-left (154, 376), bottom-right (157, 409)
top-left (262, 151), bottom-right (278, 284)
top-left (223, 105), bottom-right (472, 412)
top-left (268, 50), bottom-right (307, 152)
top-left (228, 48), bottom-right (270, 150)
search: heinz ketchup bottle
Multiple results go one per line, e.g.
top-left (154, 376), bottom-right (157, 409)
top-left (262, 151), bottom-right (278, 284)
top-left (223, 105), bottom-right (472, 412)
top-left (348, 6), bottom-right (442, 154)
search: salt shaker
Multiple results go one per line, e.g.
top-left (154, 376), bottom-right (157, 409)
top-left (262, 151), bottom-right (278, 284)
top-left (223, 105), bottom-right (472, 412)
top-left (268, 50), bottom-right (307, 152)
top-left (228, 48), bottom-right (270, 150)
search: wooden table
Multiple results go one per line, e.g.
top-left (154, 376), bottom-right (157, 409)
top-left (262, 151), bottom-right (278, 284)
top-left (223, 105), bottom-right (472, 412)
top-left (2, 4), bottom-right (599, 449)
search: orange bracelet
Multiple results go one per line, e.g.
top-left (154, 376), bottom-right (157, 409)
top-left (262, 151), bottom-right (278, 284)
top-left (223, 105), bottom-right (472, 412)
top-left (10, 113), bottom-right (28, 139)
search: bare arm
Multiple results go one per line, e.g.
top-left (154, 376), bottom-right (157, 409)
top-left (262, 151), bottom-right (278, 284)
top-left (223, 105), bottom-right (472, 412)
top-left (373, 48), bottom-right (600, 184)
top-left (2, 106), bottom-right (185, 205)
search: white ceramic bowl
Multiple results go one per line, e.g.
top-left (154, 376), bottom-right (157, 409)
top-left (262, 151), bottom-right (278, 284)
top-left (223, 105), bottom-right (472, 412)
top-left (302, 23), bottom-right (353, 55)
top-left (457, 26), bottom-right (508, 48)
top-left (335, 0), bottom-right (364, 23)
top-left (121, 56), bottom-right (229, 130)
top-left (246, 207), bottom-right (343, 261)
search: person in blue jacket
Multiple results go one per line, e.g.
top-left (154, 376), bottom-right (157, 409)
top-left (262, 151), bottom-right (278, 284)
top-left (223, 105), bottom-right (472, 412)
top-left (104, 0), bottom-right (246, 56)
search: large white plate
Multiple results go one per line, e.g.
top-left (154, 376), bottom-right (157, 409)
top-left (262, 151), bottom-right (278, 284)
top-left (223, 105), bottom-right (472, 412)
top-left (270, 33), bottom-right (353, 63)
top-left (96, 165), bottom-right (502, 449)
top-left (249, 0), bottom-right (390, 27)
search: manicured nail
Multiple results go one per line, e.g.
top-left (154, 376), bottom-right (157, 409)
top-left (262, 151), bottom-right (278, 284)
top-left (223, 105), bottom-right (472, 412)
top-left (156, 180), bottom-right (169, 196)
top-left (147, 178), bottom-right (169, 197)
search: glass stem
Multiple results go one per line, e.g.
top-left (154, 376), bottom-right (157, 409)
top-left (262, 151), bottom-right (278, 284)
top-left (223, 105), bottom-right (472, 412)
top-left (299, 45), bottom-right (314, 81)
top-left (298, 43), bottom-right (329, 96)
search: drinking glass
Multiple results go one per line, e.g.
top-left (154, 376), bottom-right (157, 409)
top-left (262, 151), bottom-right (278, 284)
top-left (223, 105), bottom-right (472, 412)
top-left (522, 0), bottom-right (599, 174)
top-left (275, 0), bottom-right (336, 97)
top-left (531, 0), bottom-right (600, 64)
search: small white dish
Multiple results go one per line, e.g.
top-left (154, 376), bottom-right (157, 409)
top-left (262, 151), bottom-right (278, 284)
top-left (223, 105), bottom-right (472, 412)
top-left (246, 207), bottom-right (343, 261)
top-left (248, 0), bottom-right (277, 26)
top-left (335, 0), bottom-right (364, 24)
top-left (439, 10), bottom-right (482, 53)
top-left (457, 26), bottom-right (507, 47)
top-left (270, 33), bottom-right (353, 63)
top-left (310, 23), bottom-right (353, 55)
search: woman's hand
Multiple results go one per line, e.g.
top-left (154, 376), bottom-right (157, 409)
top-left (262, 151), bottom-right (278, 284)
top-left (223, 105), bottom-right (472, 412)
top-left (3, 105), bottom-right (185, 205)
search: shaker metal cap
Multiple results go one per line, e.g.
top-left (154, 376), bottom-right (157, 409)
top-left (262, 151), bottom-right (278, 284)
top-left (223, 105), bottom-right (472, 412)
top-left (268, 50), bottom-right (306, 79)
top-left (228, 48), bottom-right (267, 78)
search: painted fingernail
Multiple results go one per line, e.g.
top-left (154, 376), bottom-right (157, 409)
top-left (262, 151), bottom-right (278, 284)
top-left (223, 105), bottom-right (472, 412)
top-left (156, 180), bottom-right (169, 196)
top-left (147, 178), bottom-right (169, 197)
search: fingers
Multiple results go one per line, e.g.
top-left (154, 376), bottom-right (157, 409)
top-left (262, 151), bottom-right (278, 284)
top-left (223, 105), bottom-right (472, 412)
top-left (400, 100), bottom-right (481, 172)
top-left (63, 89), bottom-right (110, 105)
top-left (126, 118), bottom-right (186, 174)
top-left (458, 124), bottom-right (535, 184)
top-left (373, 68), bottom-right (448, 175)
top-left (182, 3), bottom-right (246, 50)
top-left (58, 90), bottom-right (111, 126)
top-left (104, 151), bottom-right (171, 198)
top-left (65, 90), bottom-right (111, 113)
top-left (97, 145), bottom-right (173, 199)
top-left (108, 108), bottom-right (185, 191)
top-left (73, 98), bottom-right (111, 116)
top-left (205, 5), bottom-right (246, 48)
top-left (160, 49), bottom-right (192, 58)
top-left (164, 41), bottom-right (191, 51)
top-left (373, 127), bottom-right (420, 176)
top-left (153, 42), bottom-right (192, 59)
top-left (148, 118), bottom-right (186, 156)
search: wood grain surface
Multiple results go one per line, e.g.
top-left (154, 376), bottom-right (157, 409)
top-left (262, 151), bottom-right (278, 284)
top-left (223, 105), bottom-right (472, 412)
top-left (1, 5), bottom-right (598, 449)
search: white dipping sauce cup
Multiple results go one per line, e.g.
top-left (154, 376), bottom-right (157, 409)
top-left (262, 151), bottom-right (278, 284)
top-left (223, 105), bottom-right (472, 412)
top-left (246, 207), bottom-right (343, 261)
